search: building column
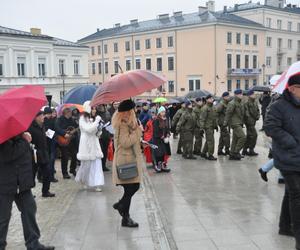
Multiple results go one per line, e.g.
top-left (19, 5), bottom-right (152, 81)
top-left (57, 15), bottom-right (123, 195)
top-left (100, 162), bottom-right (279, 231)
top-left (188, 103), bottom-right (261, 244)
top-left (8, 47), bottom-right (14, 77)
top-left (30, 48), bottom-right (35, 78)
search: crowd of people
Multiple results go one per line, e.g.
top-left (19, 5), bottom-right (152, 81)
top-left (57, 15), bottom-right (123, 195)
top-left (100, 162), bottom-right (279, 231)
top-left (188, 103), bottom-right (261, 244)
top-left (1, 74), bottom-right (300, 249)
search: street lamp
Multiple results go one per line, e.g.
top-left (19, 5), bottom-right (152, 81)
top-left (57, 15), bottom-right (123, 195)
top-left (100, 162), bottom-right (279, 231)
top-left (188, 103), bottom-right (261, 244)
top-left (60, 73), bottom-right (67, 103)
top-left (262, 64), bottom-right (266, 86)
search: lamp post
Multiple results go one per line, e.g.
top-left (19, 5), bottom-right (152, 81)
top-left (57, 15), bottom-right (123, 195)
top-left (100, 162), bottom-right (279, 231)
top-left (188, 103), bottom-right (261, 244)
top-left (60, 73), bottom-right (67, 104)
top-left (262, 64), bottom-right (266, 85)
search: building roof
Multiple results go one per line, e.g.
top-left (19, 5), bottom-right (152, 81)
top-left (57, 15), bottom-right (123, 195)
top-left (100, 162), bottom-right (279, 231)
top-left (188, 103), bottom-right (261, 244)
top-left (227, 2), bottom-right (300, 15)
top-left (78, 11), bottom-right (264, 43)
top-left (0, 25), bottom-right (87, 48)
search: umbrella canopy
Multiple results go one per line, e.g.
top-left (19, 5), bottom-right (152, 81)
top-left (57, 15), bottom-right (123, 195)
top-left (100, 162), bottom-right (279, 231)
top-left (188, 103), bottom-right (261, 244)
top-left (250, 85), bottom-right (271, 92)
top-left (153, 97), bottom-right (168, 103)
top-left (56, 103), bottom-right (84, 116)
top-left (167, 98), bottom-right (181, 104)
top-left (272, 61), bottom-right (300, 94)
top-left (0, 85), bottom-right (47, 144)
top-left (91, 70), bottom-right (166, 106)
top-left (63, 85), bottom-right (97, 105)
top-left (184, 90), bottom-right (212, 99)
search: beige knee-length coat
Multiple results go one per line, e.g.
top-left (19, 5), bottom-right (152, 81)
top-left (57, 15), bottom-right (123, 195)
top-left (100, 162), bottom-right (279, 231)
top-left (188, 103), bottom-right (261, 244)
top-left (112, 122), bottom-right (144, 185)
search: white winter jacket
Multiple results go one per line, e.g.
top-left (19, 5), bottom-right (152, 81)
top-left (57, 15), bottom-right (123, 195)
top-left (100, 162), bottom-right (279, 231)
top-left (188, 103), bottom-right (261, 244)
top-left (77, 116), bottom-right (104, 161)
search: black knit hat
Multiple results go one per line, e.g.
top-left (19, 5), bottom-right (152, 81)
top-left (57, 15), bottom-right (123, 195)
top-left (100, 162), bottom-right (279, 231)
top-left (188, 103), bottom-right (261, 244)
top-left (288, 73), bottom-right (300, 86)
top-left (206, 94), bottom-right (213, 100)
top-left (43, 107), bottom-right (52, 115)
top-left (36, 110), bottom-right (44, 117)
top-left (118, 99), bottom-right (136, 112)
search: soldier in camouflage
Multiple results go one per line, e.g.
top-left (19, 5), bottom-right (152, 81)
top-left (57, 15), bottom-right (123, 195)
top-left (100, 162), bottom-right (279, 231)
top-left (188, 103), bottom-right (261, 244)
top-left (216, 92), bottom-right (231, 156)
top-left (242, 90), bottom-right (260, 156)
top-left (171, 102), bottom-right (186, 154)
top-left (193, 97), bottom-right (205, 155)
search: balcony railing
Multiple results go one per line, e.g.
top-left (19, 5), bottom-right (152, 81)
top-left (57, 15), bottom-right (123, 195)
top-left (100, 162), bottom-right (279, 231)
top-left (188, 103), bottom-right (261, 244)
top-left (227, 68), bottom-right (262, 76)
top-left (277, 47), bottom-right (287, 55)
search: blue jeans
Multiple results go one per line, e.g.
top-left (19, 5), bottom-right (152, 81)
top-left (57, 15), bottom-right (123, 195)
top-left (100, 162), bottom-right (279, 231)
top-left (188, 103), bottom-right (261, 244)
top-left (261, 159), bottom-right (283, 179)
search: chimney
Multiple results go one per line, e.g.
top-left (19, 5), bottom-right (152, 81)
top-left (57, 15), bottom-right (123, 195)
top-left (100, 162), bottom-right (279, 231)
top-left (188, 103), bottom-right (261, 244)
top-left (114, 23), bottom-right (121, 28)
top-left (198, 6), bottom-right (208, 14)
top-left (158, 13), bottom-right (169, 20)
top-left (30, 28), bottom-right (41, 35)
top-left (206, 0), bottom-right (215, 12)
top-left (130, 19), bottom-right (138, 25)
top-left (234, 4), bottom-right (239, 11)
top-left (173, 11), bottom-right (183, 18)
top-left (223, 6), bottom-right (228, 12)
top-left (97, 28), bottom-right (100, 32)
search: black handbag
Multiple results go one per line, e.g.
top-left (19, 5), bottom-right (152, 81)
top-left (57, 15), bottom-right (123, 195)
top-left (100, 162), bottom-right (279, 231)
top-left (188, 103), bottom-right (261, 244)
top-left (115, 128), bottom-right (138, 180)
top-left (117, 163), bottom-right (138, 180)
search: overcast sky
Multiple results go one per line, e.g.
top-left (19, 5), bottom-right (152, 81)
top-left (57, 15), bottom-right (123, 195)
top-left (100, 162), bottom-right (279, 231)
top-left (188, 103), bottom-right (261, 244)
top-left (1, 0), bottom-right (299, 42)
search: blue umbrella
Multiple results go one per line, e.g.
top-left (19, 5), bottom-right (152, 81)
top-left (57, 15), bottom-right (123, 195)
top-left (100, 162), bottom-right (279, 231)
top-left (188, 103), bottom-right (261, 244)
top-left (63, 85), bottom-right (98, 104)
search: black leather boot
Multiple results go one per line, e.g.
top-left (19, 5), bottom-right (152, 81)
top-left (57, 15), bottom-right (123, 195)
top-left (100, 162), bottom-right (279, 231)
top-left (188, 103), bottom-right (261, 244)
top-left (122, 215), bottom-right (139, 228)
top-left (113, 201), bottom-right (124, 217)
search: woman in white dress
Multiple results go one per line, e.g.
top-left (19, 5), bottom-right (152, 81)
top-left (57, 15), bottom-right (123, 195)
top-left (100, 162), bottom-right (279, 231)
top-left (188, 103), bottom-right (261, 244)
top-left (76, 105), bottom-right (104, 192)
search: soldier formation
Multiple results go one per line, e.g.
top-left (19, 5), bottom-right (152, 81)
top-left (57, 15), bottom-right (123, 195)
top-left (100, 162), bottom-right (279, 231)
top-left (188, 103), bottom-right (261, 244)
top-left (172, 89), bottom-right (260, 161)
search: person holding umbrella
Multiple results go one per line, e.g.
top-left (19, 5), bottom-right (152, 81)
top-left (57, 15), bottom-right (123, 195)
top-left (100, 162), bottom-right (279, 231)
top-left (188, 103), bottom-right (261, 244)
top-left (0, 86), bottom-right (55, 250)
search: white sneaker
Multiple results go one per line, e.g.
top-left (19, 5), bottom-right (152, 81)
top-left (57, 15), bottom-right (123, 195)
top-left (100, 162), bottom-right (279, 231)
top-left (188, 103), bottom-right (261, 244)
top-left (95, 187), bottom-right (102, 192)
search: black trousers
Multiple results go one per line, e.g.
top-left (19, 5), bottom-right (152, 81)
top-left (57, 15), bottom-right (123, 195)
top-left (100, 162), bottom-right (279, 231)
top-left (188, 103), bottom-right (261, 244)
top-left (280, 170), bottom-right (300, 245)
top-left (0, 190), bottom-right (41, 250)
top-left (119, 183), bottom-right (140, 217)
top-left (100, 138), bottom-right (110, 169)
top-left (33, 163), bottom-right (51, 194)
top-left (60, 143), bottom-right (77, 176)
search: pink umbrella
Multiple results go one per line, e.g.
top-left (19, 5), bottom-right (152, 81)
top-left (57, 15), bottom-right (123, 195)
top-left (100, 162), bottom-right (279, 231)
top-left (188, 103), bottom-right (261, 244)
top-left (91, 70), bottom-right (166, 106)
top-left (273, 61), bottom-right (300, 94)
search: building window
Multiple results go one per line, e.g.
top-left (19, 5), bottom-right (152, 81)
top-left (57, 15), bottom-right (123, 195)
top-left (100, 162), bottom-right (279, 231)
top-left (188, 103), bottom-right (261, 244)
top-left (245, 55), bottom-right (249, 69)
top-left (145, 39), bottom-right (151, 49)
top-left (253, 34), bottom-right (257, 46)
top-left (168, 57), bottom-right (174, 71)
top-left (91, 47), bottom-right (95, 55)
top-left (236, 54), bottom-right (241, 69)
top-left (135, 59), bottom-right (141, 70)
top-left (0, 57), bottom-right (3, 76)
top-left (253, 79), bottom-right (257, 86)
top-left (253, 55), bottom-right (257, 69)
top-left (146, 58), bottom-right (151, 70)
top-left (104, 62), bottom-right (108, 74)
top-left (227, 80), bottom-right (232, 91)
top-left (288, 21), bottom-right (292, 31)
top-left (298, 40), bottom-right (300, 50)
top-left (168, 36), bottom-right (174, 47)
top-left (277, 19), bottom-right (282, 29)
top-left (236, 79), bottom-right (241, 89)
top-left (135, 40), bottom-right (140, 50)
top-left (278, 38), bottom-right (282, 48)
top-left (58, 59), bottom-right (65, 75)
top-left (113, 43), bottom-right (118, 53)
top-left (245, 80), bottom-right (249, 90)
top-left (227, 32), bottom-right (232, 44)
top-left (236, 33), bottom-right (241, 44)
top-left (104, 44), bottom-right (108, 54)
top-left (266, 18), bottom-right (271, 28)
top-left (245, 34), bottom-right (249, 45)
top-left (188, 79), bottom-right (200, 91)
top-left (73, 60), bottom-right (79, 75)
top-left (227, 54), bottom-right (232, 69)
top-left (267, 37), bottom-right (272, 47)
top-left (17, 58), bottom-right (26, 77)
top-left (125, 41), bottom-right (130, 51)
top-left (126, 60), bottom-right (131, 71)
top-left (298, 23), bottom-right (300, 32)
top-left (98, 62), bottom-right (102, 74)
top-left (266, 56), bottom-right (271, 67)
top-left (114, 61), bottom-right (119, 74)
top-left (168, 81), bottom-right (174, 93)
top-left (287, 57), bottom-right (292, 66)
top-left (156, 38), bottom-right (162, 48)
top-left (157, 58), bottom-right (162, 71)
top-left (91, 63), bottom-right (96, 75)
top-left (97, 45), bottom-right (101, 55)
top-left (38, 58), bottom-right (46, 77)
top-left (288, 39), bottom-right (292, 49)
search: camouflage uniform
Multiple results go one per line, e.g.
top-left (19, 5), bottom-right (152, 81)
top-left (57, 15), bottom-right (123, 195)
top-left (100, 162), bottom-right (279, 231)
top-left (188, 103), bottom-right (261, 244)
top-left (192, 104), bottom-right (204, 155)
top-left (172, 107), bottom-right (186, 153)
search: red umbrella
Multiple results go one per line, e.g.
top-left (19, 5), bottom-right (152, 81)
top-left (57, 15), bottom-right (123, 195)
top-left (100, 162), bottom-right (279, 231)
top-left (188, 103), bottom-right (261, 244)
top-left (0, 85), bottom-right (47, 144)
top-left (91, 70), bottom-right (166, 106)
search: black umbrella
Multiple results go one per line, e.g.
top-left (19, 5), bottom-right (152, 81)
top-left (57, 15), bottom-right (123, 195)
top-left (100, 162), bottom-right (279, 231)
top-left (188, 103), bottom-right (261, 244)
top-left (168, 98), bottom-right (180, 104)
top-left (184, 90), bottom-right (212, 99)
top-left (250, 85), bottom-right (271, 92)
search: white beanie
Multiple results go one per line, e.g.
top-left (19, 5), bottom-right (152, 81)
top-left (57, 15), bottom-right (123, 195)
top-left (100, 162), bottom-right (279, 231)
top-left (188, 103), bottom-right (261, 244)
top-left (157, 106), bottom-right (166, 115)
top-left (83, 101), bottom-right (91, 113)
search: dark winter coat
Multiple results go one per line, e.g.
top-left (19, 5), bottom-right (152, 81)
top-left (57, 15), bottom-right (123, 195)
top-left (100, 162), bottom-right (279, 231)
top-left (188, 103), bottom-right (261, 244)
top-left (0, 136), bottom-right (34, 194)
top-left (28, 121), bottom-right (50, 165)
top-left (139, 110), bottom-right (151, 128)
top-left (264, 89), bottom-right (300, 172)
top-left (152, 118), bottom-right (171, 158)
top-left (259, 94), bottom-right (271, 115)
top-left (96, 110), bottom-right (112, 141)
top-left (55, 116), bottom-right (78, 136)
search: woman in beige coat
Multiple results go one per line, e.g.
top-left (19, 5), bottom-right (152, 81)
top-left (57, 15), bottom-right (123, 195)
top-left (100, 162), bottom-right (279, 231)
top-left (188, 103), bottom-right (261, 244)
top-left (111, 99), bottom-right (144, 228)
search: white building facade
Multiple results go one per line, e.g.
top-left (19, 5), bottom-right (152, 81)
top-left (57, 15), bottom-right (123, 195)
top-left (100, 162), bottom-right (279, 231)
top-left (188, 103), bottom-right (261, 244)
top-left (228, 2), bottom-right (300, 84)
top-left (0, 27), bottom-right (89, 103)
